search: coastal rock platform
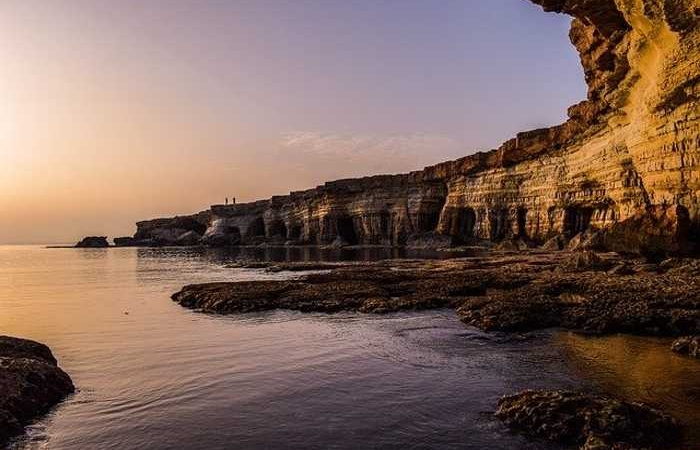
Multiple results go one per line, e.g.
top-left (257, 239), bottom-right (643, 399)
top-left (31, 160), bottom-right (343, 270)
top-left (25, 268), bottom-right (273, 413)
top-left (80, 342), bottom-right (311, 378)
top-left (173, 252), bottom-right (700, 338)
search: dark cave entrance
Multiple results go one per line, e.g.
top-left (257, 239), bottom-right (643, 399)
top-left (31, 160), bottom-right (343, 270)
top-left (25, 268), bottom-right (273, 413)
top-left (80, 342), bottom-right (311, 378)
top-left (288, 224), bottom-right (302, 241)
top-left (246, 217), bottom-right (266, 238)
top-left (517, 208), bottom-right (528, 238)
top-left (489, 209), bottom-right (508, 241)
top-left (448, 207), bottom-right (476, 243)
top-left (416, 196), bottom-right (446, 233)
top-left (267, 219), bottom-right (288, 239)
top-left (418, 209), bottom-right (442, 233)
top-left (337, 216), bottom-right (359, 245)
top-left (563, 206), bottom-right (593, 237)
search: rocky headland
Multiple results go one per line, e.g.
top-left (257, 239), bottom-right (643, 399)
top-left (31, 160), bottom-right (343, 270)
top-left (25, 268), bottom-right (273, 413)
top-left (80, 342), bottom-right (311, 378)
top-left (127, 0), bottom-right (698, 259)
top-left (0, 336), bottom-right (74, 446)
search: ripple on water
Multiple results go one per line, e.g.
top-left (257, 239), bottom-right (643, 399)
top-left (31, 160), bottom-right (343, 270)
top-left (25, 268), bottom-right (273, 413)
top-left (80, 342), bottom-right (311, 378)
top-left (1, 246), bottom-right (697, 449)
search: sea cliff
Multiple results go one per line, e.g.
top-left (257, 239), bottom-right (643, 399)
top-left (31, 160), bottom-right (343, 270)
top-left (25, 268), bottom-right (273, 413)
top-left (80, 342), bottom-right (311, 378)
top-left (131, 0), bottom-right (699, 255)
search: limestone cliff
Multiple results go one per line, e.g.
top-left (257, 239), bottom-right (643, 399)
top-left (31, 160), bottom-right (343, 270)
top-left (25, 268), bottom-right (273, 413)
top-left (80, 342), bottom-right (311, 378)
top-left (135, 0), bottom-right (699, 254)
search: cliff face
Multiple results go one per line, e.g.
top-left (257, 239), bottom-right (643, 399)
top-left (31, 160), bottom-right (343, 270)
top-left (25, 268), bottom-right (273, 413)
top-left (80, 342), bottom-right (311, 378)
top-left (135, 0), bottom-right (699, 254)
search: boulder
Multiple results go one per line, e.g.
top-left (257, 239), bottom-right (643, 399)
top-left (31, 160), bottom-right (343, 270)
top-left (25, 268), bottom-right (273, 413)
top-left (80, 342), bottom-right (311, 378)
top-left (0, 336), bottom-right (74, 445)
top-left (542, 234), bottom-right (566, 251)
top-left (563, 251), bottom-right (608, 271)
top-left (75, 236), bottom-right (109, 248)
top-left (496, 390), bottom-right (680, 450)
top-left (596, 206), bottom-right (692, 257)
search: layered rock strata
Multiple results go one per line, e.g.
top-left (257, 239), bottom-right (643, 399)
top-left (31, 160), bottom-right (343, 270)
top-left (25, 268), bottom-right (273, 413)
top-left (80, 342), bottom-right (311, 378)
top-left (0, 336), bottom-right (74, 445)
top-left (135, 0), bottom-right (699, 254)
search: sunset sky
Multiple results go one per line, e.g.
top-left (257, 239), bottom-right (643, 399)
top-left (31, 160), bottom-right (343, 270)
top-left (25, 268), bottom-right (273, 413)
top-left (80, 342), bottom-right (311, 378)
top-left (0, 0), bottom-right (585, 244)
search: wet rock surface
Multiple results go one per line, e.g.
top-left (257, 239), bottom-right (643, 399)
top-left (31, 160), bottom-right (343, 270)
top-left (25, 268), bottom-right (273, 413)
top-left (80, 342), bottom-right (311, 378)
top-left (496, 390), bottom-right (681, 450)
top-left (173, 252), bottom-right (700, 337)
top-left (0, 336), bottom-right (74, 445)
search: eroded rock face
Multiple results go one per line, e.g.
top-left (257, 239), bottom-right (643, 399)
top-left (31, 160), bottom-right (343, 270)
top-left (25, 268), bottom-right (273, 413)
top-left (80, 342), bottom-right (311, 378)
top-left (0, 336), bottom-right (74, 445)
top-left (496, 390), bottom-right (681, 450)
top-left (135, 0), bottom-right (699, 254)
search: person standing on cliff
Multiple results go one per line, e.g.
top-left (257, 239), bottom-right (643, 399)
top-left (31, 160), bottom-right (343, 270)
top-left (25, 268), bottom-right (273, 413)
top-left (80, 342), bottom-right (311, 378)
top-left (225, 197), bottom-right (228, 205)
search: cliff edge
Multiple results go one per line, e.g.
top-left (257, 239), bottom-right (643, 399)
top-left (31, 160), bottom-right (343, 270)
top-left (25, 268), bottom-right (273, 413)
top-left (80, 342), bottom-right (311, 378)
top-left (133, 0), bottom-right (700, 255)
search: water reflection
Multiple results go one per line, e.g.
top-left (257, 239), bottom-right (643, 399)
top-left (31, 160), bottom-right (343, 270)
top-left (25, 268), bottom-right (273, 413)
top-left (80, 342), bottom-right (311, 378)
top-left (555, 332), bottom-right (700, 445)
top-left (135, 245), bottom-right (477, 265)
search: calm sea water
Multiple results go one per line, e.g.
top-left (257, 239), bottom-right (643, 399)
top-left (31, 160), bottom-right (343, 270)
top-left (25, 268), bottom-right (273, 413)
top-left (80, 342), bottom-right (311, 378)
top-left (1, 245), bottom-right (698, 449)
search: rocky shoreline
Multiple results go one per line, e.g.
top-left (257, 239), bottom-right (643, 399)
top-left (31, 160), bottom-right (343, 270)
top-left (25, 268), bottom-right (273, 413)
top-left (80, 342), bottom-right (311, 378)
top-left (0, 336), bottom-right (74, 446)
top-left (172, 251), bottom-right (700, 338)
top-left (172, 250), bottom-right (700, 449)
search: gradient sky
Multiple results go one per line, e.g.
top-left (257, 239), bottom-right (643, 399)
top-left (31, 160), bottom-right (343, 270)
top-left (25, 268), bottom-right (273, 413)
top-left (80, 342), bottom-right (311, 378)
top-left (0, 0), bottom-right (585, 244)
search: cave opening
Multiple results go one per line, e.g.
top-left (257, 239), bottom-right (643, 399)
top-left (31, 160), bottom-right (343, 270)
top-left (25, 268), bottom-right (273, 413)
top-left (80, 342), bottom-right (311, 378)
top-left (288, 224), bottom-right (302, 241)
top-left (447, 207), bottom-right (476, 243)
top-left (563, 206), bottom-right (593, 237)
top-left (380, 211), bottom-right (390, 236)
top-left (267, 219), bottom-right (288, 239)
top-left (517, 208), bottom-right (528, 238)
top-left (417, 209), bottom-right (442, 233)
top-left (489, 209), bottom-right (508, 241)
top-left (246, 217), bottom-right (266, 237)
top-left (416, 195), bottom-right (446, 233)
top-left (337, 216), bottom-right (359, 245)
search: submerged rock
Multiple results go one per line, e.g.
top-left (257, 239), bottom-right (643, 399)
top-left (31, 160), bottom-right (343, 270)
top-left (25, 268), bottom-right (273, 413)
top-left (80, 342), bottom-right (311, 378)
top-left (496, 390), bottom-right (680, 450)
top-left (75, 236), bottom-right (109, 248)
top-left (0, 336), bottom-right (74, 445)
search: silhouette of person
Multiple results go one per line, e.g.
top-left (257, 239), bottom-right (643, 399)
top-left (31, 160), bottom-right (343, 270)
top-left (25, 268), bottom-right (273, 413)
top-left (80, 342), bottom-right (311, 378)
top-left (225, 197), bottom-right (228, 205)
top-left (233, 197), bottom-right (236, 204)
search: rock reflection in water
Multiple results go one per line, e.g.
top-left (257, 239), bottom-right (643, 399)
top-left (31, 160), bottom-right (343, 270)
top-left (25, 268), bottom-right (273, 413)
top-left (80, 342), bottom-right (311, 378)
top-left (555, 332), bottom-right (700, 445)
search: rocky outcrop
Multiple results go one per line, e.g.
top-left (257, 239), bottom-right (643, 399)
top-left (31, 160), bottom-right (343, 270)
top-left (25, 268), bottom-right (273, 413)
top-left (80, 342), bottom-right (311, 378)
top-left (496, 390), bottom-right (681, 450)
top-left (133, 211), bottom-right (210, 246)
top-left (75, 236), bottom-right (109, 248)
top-left (0, 336), bottom-right (74, 445)
top-left (134, 0), bottom-right (699, 255)
top-left (671, 335), bottom-right (700, 358)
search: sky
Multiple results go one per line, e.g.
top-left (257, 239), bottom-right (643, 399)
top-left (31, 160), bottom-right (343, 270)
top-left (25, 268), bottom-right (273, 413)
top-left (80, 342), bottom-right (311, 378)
top-left (0, 0), bottom-right (586, 244)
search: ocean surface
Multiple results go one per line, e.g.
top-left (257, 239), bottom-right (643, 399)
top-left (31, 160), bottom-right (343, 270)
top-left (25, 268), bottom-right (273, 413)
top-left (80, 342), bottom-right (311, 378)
top-left (1, 245), bottom-right (698, 449)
